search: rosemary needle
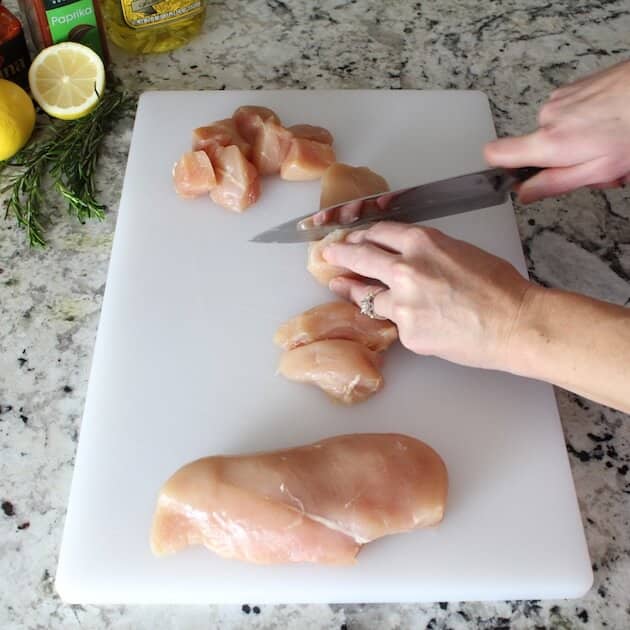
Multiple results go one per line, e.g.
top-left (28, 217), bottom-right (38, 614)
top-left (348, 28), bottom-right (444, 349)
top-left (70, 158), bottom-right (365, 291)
top-left (0, 85), bottom-right (135, 248)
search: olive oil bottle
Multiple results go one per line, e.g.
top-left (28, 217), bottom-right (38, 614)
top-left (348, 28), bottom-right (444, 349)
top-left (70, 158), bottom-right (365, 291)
top-left (100, 0), bottom-right (205, 54)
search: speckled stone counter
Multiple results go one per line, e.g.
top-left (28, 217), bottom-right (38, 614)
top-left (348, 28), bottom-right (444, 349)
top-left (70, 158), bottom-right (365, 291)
top-left (1, 1), bottom-right (629, 628)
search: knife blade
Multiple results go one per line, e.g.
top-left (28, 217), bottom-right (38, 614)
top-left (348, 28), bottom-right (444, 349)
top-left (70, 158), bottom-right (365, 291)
top-left (250, 166), bottom-right (540, 243)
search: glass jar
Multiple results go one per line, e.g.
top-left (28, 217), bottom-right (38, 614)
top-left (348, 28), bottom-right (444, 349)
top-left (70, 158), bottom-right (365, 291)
top-left (0, 3), bottom-right (30, 88)
top-left (100, 0), bottom-right (205, 54)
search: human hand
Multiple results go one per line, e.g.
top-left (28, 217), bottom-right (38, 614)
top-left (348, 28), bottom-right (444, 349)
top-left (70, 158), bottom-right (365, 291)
top-left (484, 60), bottom-right (630, 202)
top-left (323, 222), bottom-right (534, 370)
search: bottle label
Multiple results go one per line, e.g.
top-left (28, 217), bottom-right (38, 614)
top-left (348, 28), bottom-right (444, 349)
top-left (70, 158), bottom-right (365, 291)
top-left (42, 0), bottom-right (104, 57)
top-left (120, 1), bottom-right (203, 29)
top-left (0, 31), bottom-right (31, 90)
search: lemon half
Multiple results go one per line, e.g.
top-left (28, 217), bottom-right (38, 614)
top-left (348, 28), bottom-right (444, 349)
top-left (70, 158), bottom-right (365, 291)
top-left (29, 42), bottom-right (106, 121)
top-left (0, 79), bottom-right (36, 161)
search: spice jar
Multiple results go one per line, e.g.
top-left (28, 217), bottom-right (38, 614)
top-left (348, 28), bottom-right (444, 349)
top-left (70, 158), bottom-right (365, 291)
top-left (0, 2), bottom-right (30, 89)
top-left (100, 0), bottom-right (205, 54)
top-left (18, 0), bottom-right (109, 63)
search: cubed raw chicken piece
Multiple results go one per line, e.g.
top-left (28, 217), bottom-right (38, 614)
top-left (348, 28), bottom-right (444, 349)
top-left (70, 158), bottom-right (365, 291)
top-left (233, 105), bottom-right (281, 143)
top-left (252, 119), bottom-right (294, 176)
top-left (172, 151), bottom-right (217, 198)
top-left (151, 433), bottom-right (448, 564)
top-left (278, 339), bottom-right (383, 404)
top-left (307, 164), bottom-right (390, 285)
top-left (192, 119), bottom-right (251, 160)
top-left (287, 124), bottom-right (334, 145)
top-left (280, 138), bottom-right (336, 181)
top-left (210, 145), bottom-right (261, 212)
top-left (233, 106), bottom-right (292, 175)
top-left (274, 301), bottom-right (397, 352)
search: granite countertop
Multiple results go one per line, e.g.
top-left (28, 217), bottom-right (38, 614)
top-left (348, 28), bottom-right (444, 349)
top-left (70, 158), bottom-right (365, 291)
top-left (1, 1), bottom-right (629, 628)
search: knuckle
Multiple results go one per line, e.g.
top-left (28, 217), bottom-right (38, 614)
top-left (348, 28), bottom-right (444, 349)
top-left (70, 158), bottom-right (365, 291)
top-left (391, 260), bottom-right (417, 287)
top-left (422, 226), bottom-right (445, 245)
top-left (530, 125), bottom-right (564, 160)
top-left (392, 303), bottom-right (414, 326)
top-left (537, 101), bottom-right (556, 125)
top-left (367, 223), bottom-right (385, 237)
top-left (404, 226), bottom-right (441, 250)
top-left (352, 243), bottom-right (372, 261)
top-left (539, 123), bottom-right (567, 143)
top-left (404, 228), bottom-right (427, 250)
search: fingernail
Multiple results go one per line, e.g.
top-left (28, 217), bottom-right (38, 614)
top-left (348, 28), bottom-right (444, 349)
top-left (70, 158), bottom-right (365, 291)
top-left (483, 140), bottom-right (503, 162)
top-left (329, 277), bottom-right (343, 291)
top-left (516, 185), bottom-right (540, 204)
top-left (517, 192), bottom-right (539, 204)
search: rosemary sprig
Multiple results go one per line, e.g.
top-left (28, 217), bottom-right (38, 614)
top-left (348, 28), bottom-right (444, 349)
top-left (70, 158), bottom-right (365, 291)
top-left (0, 84), bottom-right (135, 247)
top-left (0, 140), bottom-right (49, 247)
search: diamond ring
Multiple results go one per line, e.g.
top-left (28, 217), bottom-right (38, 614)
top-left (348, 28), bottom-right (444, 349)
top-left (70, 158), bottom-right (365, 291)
top-left (359, 288), bottom-right (384, 319)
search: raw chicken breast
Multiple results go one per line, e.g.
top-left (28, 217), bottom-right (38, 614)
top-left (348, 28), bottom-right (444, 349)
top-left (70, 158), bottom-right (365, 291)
top-left (274, 301), bottom-right (397, 352)
top-left (307, 164), bottom-right (390, 285)
top-left (193, 119), bottom-right (251, 160)
top-left (151, 433), bottom-right (448, 564)
top-left (319, 163), bottom-right (390, 210)
top-left (278, 339), bottom-right (383, 404)
top-left (307, 229), bottom-right (354, 286)
top-left (210, 145), bottom-right (261, 212)
top-left (151, 463), bottom-right (359, 564)
top-left (280, 138), bottom-right (336, 181)
top-left (233, 105), bottom-right (281, 143)
top-left (288, 124), bottom-right (334, 145)
top-left (172, 151), bottom-right (216, 198)
top-left (252, 119), bottom-right (294, 176)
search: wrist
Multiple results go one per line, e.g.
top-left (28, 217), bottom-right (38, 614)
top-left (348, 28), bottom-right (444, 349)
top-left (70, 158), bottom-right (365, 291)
top-left (501, 284), bottom-right (553, 379)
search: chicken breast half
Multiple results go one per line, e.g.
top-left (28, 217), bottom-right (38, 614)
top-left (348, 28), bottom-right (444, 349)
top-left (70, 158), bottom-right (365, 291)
top-left (151, 433), bottom-right (448, 564)
top-left (274, 301), bottom-right (397, 352)
top-left (277, 339), bottom-right (383, 405)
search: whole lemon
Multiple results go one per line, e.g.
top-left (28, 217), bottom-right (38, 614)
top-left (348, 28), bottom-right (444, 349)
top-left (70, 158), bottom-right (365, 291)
top-left (0, 79), bottom-right (36, 161)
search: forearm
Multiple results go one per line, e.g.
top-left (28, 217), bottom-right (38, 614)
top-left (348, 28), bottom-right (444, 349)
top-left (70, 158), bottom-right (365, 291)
top-left (506, 287), bottom-right (630, 412)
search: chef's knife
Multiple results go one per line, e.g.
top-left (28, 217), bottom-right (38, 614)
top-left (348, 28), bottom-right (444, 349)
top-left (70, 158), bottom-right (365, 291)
top-left (250, 166), bottom-right (541, 243)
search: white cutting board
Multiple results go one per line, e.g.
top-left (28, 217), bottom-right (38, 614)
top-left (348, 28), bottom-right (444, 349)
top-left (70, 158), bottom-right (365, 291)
top-left (56, 90), bottom-right (592, 604)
